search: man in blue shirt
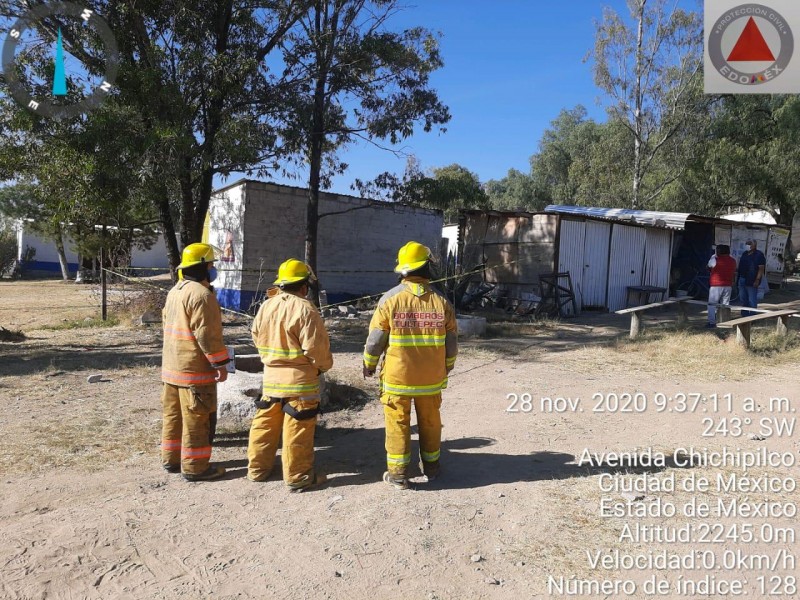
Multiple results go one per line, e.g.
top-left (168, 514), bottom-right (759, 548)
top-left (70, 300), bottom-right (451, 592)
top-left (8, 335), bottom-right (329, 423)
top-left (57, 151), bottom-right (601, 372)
top-left (737, 239), bottom-right (766, 317)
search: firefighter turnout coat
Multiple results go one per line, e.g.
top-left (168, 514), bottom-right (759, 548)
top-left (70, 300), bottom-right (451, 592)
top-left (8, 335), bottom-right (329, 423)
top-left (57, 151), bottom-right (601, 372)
top-left (252, 291), bottom-right (333, 398)
top-left (161, 280), bottom-right (230, 385)
top-left (364, 276), bottom-right (458, 395)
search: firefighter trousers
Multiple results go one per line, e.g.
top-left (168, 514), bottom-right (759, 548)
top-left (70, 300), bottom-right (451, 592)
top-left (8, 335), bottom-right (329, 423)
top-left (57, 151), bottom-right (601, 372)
top-left (160, 383), bottom-right (217, 476)
top-left (381, 393), bottom-right (442, 479)
top-left (247, 397), bottom-right (320, 488)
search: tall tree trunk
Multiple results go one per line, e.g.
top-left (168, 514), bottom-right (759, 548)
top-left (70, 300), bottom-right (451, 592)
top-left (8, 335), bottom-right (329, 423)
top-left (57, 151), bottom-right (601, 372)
top-left (632, 0), bottom-right (646, 209)
top-left (157, 188), bottom-right (182, 281)
top-left (195, 168), bottom-right (214, 242)
top-left (306, 116), bottom-right (324, 307)
top-left (179, 159), bottom-right (195, 248)
top-left (304, 1), bottom-right (329, 308)
top-left (54, 227), bottom-right (69, 281)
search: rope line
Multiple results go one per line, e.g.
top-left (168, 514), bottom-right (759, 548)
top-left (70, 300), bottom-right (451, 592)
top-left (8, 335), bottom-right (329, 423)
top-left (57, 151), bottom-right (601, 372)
top-left (101, 259), bottom-right (519, 319)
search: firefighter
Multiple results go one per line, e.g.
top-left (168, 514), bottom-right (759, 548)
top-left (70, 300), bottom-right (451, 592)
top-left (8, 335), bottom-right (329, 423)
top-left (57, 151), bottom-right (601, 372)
top-left (363, 242), bottom-right (458, 490)
top-left (247, 259), bottom-right (333, 492)
top-left (161, 243), bottom-right (230, 481)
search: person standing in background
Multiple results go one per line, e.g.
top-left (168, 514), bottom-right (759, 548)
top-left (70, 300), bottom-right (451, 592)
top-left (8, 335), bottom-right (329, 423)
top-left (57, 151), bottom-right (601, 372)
top-left (706, 244), bottom-right (736, 328)
top-left (737, 239), bottom-right (766, 317)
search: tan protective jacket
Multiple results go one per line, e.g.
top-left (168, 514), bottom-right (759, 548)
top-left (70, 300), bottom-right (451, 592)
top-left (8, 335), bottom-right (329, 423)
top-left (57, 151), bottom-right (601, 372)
top-left (161, 280), bottom-right (229, 386)
top-left (364, 276), bottom-right (458, 396)
top-left (252, 291), bottom-right (333, 398)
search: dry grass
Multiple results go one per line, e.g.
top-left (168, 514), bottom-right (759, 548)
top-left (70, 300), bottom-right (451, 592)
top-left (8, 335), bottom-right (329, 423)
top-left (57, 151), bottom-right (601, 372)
top-left (0, 343), bottom-right (163, 476)
top-left (109, 286), bottom-right (167, 324)
top-left (484, 319), bottom-right (558, 338)
top-left (569, 325), bottom-right (800, 381)
top-left (42, 315), bottom-right (121, 330)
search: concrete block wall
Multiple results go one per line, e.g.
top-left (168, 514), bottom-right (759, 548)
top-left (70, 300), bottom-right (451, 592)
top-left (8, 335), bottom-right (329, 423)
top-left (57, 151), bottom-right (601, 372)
top-left (209, 180), bottom-right (443, 310)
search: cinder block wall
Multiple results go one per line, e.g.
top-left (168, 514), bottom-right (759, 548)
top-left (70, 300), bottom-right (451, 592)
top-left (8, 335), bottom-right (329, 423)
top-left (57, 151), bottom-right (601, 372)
top-left (210, 180), bottom-right (443, 309)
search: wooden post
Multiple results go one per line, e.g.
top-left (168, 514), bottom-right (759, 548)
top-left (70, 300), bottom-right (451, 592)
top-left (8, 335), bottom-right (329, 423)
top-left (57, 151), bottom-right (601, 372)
top-left (777, 315), bottom-right (789, 336)
top-left (677, 301), bottom-right (688, 325)
top-left (718, 305), bottom-right (731, 324)
top-left (630, 312), bottom-right (641, 338)
top-left (101, 224), bottom-right (107, 321)
top-left (735, 323), bottom-right (751, 348)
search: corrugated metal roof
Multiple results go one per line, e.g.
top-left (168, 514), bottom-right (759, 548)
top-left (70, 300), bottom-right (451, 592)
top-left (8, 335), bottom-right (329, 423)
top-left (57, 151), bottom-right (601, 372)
top-left (545, 205), bottom-right (694, 230)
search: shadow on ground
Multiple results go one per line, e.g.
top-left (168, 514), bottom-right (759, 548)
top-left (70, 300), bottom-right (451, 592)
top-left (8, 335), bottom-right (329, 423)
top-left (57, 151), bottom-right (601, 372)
top-left (311, 429), bottom-right (696, 490)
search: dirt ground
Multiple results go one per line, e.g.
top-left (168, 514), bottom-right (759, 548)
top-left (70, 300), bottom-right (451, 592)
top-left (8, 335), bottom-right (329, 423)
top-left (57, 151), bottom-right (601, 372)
top-left (1, 279), bottom-right (799, 599)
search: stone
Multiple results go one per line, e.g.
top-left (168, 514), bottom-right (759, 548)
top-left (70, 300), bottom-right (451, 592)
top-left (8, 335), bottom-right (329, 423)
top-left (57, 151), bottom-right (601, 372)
top-left (234, 354), bottom-right (263, 373)
top-left (338, 305), bottom-right (357, 316)
top-left (216, 362), bottom-right (330, 429)
top-left (470, 554), bottom-right (483, 563)
top-left (139, 310), bottom-right (162, 325)
top-left (484, 577), bottom-right (500, 585)
top-left (456, 315), bottom-right (487, 338)
top-left (86, 374), bottom-right (104, 383)
top-left (622, 492), bottom-right (645, 502)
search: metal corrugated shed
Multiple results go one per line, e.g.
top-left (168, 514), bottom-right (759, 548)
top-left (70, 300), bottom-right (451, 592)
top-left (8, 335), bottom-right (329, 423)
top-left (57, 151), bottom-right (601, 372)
top-left (545, 205), bottom-right (700, 230)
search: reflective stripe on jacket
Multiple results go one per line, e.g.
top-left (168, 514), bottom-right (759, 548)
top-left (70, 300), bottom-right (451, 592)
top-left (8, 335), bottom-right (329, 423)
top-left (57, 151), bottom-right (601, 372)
top-left (161, 280), bottom-right (229, 386)
top-left (364, 276), bottom-right (458, 396)
top-left (252, 291), bottom-right (333, 398)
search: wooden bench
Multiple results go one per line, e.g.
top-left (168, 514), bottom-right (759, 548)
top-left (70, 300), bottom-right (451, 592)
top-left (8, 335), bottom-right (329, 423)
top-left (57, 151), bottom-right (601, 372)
top-left (716, 309), bottom-right (798, 348)
top-left (626, 285), bottom-right (667, 308)
top-left (616, 297), bottom-right (693, 338)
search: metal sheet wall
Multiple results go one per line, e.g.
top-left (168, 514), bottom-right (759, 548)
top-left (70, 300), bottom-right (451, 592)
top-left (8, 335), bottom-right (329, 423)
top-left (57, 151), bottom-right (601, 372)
top-left (582, 221), bottom-right (611, 307)
top-left (607, 225), bottom-right (646, 311)
top-left (642, 229), bottom-right (672, 289)
top-left (557, 219), bottom-right (586, 314)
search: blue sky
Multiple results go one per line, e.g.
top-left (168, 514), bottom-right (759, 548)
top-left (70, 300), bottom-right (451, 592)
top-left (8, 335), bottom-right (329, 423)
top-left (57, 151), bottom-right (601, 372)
top-left (222, 2), bottom-right (622, 195)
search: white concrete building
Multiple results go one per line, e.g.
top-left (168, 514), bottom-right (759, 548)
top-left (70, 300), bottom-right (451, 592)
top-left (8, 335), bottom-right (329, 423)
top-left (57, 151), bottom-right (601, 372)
top-left (15, 222), bottom-right (169, 276)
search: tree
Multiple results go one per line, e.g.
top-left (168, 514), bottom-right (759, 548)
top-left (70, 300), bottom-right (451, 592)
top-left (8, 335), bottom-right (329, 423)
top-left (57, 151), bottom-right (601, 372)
top-left (484, 168), bottom-right (543, 212)
top-left (0, 100), bottom-right (160, 279)
top-left (590, 0), bottom-right (704, 208)
top-left (280, 0), bottom-right (450, 302)
top-left (0, 182), bottom-right (71, 280)
top-left (671, 95), bottom-right (800, 225)
top-left (108, 0), bottom-right (313, 270)
top-left (528, 106), bottom-right (601, 206)
top-left (354, 158), bottom-right (487, 221)
top-left (0, 0), bottom-right (312, 273)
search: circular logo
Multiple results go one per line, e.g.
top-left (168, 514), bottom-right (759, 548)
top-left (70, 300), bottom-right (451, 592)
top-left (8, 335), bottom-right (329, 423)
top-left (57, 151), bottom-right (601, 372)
top-left (709, 3), bottom-right (794, 86)
top-left (2, 2), bottom-right (119, 119)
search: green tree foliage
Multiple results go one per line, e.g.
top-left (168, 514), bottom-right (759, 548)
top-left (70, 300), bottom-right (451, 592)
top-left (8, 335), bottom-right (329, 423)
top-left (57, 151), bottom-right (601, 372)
top-left (484, 168), bottom-right (543, 212)
top-left (590, 0), bottom-right (703, 208)
top-left (669, 95), bottom-right (800, 225)
top-left (354, 158), bottom-right (486, 222)
top-left (0, 0), bottom-right (312, 271)
top-left (280, 0), bottom-right (449, 302)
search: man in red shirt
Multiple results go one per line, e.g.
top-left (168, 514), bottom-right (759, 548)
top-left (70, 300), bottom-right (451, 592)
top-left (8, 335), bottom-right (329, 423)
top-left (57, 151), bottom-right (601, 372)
top-left (706, 244), bottom-right (737, 328)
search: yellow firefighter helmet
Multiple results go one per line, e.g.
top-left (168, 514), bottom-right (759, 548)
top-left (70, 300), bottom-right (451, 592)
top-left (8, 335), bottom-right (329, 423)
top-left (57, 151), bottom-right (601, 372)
top-left (177, 243), bottom-right (218, 270)
top-left (394, 241), bottom-right (431, 275)
top-left (274, 258), bottom-right (312, 286)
